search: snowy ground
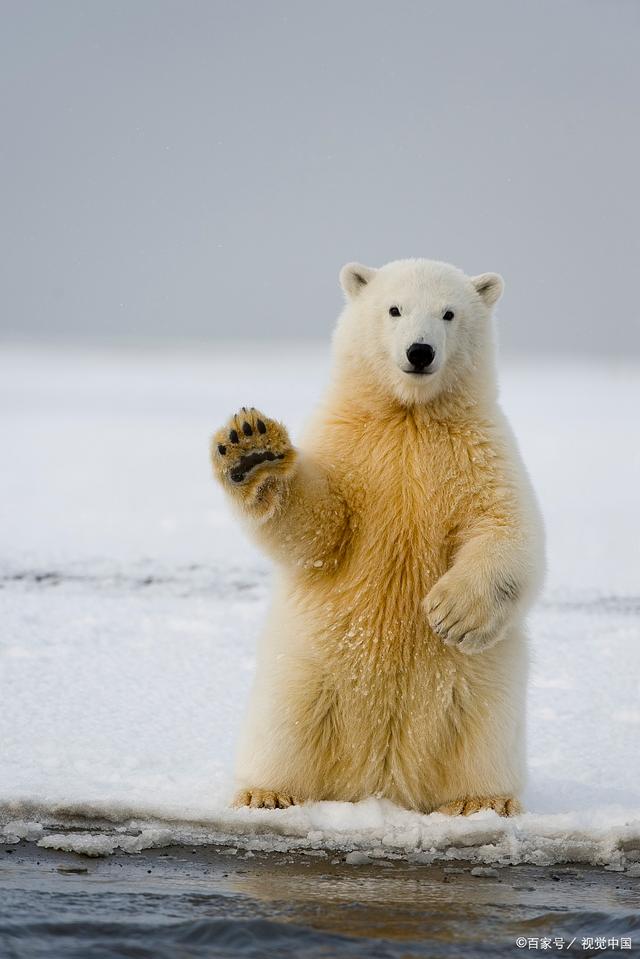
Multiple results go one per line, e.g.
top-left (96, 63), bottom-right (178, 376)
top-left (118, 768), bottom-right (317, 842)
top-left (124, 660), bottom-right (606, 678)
top-left (1, 345), bottom-right (639, 869)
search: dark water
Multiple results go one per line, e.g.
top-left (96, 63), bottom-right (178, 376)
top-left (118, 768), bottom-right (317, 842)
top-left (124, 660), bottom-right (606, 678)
top-left (1, 844), bottom-right (639, 958)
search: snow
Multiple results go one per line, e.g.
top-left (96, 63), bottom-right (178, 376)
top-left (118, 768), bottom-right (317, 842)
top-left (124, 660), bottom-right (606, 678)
top-left (1, 345), bottom-right (639, 868)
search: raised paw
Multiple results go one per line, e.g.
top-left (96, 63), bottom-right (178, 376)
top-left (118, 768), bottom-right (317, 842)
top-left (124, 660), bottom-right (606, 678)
top-left (424, 572), bottom-right (507, 655)
top-left (211, 407), bottom-right (295, 493)
top-left (435, 795), bottom-right (522, 817)
top-left (233, 788), bottom-right (297, 810)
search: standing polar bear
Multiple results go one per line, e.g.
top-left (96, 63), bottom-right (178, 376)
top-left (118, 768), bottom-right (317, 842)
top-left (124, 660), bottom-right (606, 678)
top-left (212, 258), bottom-right (544, 816)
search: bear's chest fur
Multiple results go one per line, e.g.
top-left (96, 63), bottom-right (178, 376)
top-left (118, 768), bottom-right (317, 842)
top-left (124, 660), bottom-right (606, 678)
top-left (298, 409), bottom-right (496, 670)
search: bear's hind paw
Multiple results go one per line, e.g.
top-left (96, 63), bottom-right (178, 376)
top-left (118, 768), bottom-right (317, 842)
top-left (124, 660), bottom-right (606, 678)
top-left (233, 788), bottom-right (297, 810)
top-left (435, 796), bottom-right (522, 817)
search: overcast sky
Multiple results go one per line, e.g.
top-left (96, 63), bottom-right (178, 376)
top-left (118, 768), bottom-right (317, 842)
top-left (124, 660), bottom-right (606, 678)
top-left (1, 0), bottom-right (639, 353)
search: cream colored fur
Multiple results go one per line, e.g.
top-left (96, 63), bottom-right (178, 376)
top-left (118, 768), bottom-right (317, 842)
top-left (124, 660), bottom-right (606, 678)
top-left (211, 258), bottom-right (544, 816)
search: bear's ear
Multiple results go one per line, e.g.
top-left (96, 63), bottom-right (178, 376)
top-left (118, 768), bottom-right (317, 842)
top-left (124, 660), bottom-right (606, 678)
top-left (471, 273), bottom-right (504, 308)
top-left (339, 262), bottom-right (377, 300)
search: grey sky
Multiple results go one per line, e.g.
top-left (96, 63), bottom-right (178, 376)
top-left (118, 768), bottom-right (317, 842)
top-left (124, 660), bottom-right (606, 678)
top-left (1, 0), bottom-right (639, 353)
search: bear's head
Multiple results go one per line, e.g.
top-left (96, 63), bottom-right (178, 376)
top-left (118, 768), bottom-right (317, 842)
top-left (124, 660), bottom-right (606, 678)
top-left (334, 258), bottom-right (503, 407)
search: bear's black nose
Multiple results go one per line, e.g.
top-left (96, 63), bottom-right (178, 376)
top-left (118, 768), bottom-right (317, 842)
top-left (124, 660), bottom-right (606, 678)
top-left (406, 342), bottom-right (436, 371)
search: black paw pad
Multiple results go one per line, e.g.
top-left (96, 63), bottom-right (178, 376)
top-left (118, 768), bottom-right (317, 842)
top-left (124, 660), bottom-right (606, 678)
top-left (217, 444), bottom-right (227, 455)
top-left (257, 419), bottom-right (267, 434)
top-left (229, 429), bottom-right (239, 444)
top-left (242, 421), bottom-right (253, 436)
top-left (229, 449), bottom-right (285, 483)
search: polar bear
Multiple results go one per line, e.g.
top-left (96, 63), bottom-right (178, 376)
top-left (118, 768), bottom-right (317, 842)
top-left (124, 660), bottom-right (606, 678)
top-left (211, 258), bottom-right (544, 816)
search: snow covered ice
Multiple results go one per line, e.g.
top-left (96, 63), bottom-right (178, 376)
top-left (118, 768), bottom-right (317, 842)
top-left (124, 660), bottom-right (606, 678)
top-left (1, 345), bottom-right (639, 868)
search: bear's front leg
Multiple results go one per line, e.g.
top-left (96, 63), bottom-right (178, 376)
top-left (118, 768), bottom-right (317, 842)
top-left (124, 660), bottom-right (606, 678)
top-left (211, 408), bottom-right (297, 520)
top-left (212, 408), bottom-right (349, 569)
top-left (422, 517), bottom-right (536, 655)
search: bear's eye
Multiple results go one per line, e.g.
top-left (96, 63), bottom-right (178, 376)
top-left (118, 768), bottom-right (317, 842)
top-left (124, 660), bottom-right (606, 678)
top-left (443, 310), bottom-right (455, 321)
top-left (389, 306), bottom-right (401, 317)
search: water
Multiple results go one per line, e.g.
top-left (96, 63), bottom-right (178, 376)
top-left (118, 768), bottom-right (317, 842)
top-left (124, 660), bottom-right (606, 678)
top-left (1, 843), bottom-right (639, 958)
